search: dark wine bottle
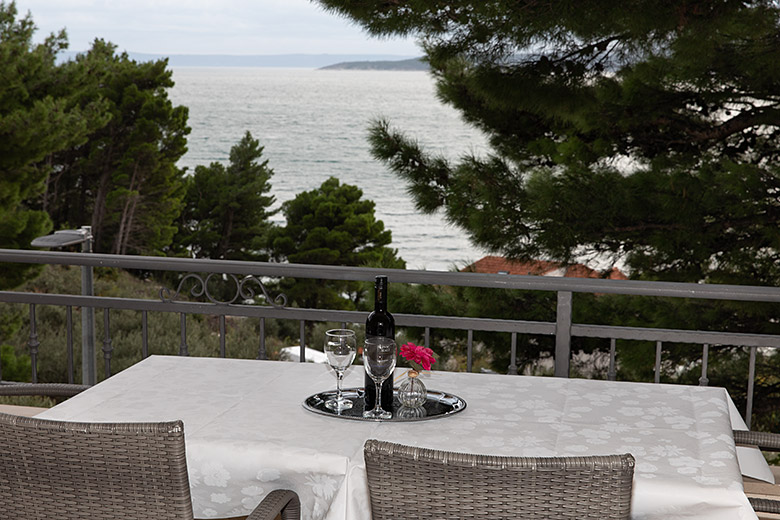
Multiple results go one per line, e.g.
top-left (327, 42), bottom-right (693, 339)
top-left (365, 275), bottom-right (395, 412)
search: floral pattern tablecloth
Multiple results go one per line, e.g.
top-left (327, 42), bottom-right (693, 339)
top-left (37, 355), bottom-right (758, 520)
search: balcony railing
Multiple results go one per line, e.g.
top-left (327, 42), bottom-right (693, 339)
top-left (1, 248), bottom-right (779, 427)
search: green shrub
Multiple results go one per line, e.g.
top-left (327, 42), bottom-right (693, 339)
top-left (0, 343), bottom-right (31, 382)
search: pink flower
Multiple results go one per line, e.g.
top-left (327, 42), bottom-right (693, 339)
top-left (400, 343), bottom-right (436, 371)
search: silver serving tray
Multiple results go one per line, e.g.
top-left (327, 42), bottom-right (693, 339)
top-left (303, 387), bottom-right (466, 422)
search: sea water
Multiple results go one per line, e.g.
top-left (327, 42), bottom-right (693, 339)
top-left (169, 67), bottom-right (489, 271)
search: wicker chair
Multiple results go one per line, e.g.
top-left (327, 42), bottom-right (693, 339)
top-left (0, 412), bottom-right (300, 520)
top-left (363, 439), bottom-right (635, 520)
top-left (734, 429), bottom-right (780, 517)
top-left (0, 382), bottom-right (90, 398)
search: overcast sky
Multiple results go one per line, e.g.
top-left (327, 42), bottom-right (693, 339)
top-left (14, 0), bottom-right (420, 56)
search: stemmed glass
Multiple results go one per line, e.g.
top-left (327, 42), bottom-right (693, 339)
top-left (363, 336), bottom-right (396, 420)
top-left (324, 329), bottom-right (357, 411)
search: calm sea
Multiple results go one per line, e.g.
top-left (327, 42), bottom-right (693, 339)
top-left (168, 67), bottom-right (489, 271)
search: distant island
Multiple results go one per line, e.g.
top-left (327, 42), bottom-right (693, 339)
top-left (319, 58), bottom-right (428, 71)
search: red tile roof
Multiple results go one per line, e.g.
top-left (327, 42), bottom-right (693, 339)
top-left (464, 256), bottom-right (628, 280)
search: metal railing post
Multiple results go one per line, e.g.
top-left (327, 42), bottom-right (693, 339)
top-left (607, 338), bottom-right (617, 381)
top-left (28, 304), bottom-right (39, 383)
top-left (654, 341), bottom-right (663, 383)
top-left (746, 346), bottom-right (757, 429)
top-left (467, 330), bottom-right (473, 372)
top-left (81, 227), bottom-right (96, 385)
top-left (508, 332), bottom-right (518, 375)
top-left (66, 306), bottom-right (74, 384)
top-left (179, 313), bottom-right (189, 356)
top-left (554, 291), bottom-right (572, 378)
top-left (219, 315), bottom-right (227, 358)
top-left (299, 320), bottom-right (306, 362)
top-left (141, 311), bottom-right (148, 358)
top-left (257, 317), bottom-right (266, 360)
top-left (102, 309), bottom-right (113, 378)
top-left (699, 344), bottom-right (710, 386)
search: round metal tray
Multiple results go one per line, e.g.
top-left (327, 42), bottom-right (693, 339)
top-left (302, 387), bottom-right (466, 422)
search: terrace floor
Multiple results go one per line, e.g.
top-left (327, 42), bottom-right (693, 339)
top-left (0, 404), bottom-right (46, 417)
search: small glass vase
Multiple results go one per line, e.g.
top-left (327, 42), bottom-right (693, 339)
top-left (397, 369), bottom-right (427, 408)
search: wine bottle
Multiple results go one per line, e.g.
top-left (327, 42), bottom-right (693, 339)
top-left (365, 275), bottom-right (395, 412)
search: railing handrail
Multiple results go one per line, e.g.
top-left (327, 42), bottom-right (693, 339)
top-left (2, 248), bottom-right (780, 302)
top-left (2, 248), bottom-right (779, 428)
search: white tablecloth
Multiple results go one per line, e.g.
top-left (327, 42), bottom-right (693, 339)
top-left (37, 355), bottom-right (758, 520)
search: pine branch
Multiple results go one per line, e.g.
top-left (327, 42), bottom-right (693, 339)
top-left (553, 33), bottom-right (629, 65)
top-left (368, 118), bottom-right (452, 214)
top-left (691, 107), bottom-right (780, 143)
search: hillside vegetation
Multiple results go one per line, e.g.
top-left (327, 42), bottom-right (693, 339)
top-left (0, 265), bottom-right (295, 386)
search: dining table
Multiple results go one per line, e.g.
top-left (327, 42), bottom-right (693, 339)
top-left (36, 355), bottom-right (760, 520)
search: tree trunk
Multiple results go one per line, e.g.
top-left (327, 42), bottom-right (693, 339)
top-left (216, 207), bottom-right (234, 259)
top-left (113, 163), bottom-right (139, 255)
top-left (119, 193), bottom-right (139, 255)
top-left (91, 172), bottom-right (111, 251)
top-left (90, 142), bottom-right (115, 251)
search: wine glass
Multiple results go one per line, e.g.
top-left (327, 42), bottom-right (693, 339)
top-left (324, 329), bottom-right (357, 411)
top-left (363, 336), bottom-right (396, 420)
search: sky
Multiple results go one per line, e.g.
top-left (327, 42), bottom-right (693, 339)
top-left (13, 0), bottom-right (420, 56)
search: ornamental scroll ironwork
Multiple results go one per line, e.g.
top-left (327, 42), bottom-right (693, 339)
top-left (160, 273), bottom-right (287, 308)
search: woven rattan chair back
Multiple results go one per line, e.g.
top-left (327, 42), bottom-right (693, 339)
top-left (0, 412), bottom-right (194, 520)
top-left (364, 439), bottom-right (635, 520)
top-left (0, 382), bottom-right (89, 398)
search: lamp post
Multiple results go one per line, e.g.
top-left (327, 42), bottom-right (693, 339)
top-left (31, 226), bottom-right (96, 385)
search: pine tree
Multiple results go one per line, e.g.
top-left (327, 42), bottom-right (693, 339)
top-left (173, 131), bottom-right (277, 261)
top-left (0, 1), bottom-right (107, 288)
top-left (269, 177), bottom-right (405, 310)
top-left (43, 39), bottom-right (189, 256)
top-left (316, 0), bottom-right (780, 287)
